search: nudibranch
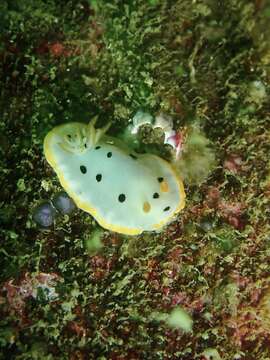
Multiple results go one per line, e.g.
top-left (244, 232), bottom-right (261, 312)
top-left (44, 119), bottom-right (185, 235)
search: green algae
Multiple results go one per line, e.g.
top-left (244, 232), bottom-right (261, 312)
top-left (0, 0), bottom-right (270, 359)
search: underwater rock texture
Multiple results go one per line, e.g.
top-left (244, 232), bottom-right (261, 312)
top-left (0, 0), bottom-right (270, 359)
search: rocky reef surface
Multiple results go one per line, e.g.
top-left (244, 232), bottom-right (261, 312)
top-left (0, 1), bottom-right (270, 359)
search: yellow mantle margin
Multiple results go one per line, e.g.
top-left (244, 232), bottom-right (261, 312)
top-left (44, 127), bottom-right (186, 236)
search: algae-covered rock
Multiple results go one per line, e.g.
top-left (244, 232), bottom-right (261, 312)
top-left (176, 126), bottom-right (216, 185)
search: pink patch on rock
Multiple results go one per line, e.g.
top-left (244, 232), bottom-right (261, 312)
top-left (218, 201), bottom-right (245, 229)
top-left (2, 272), bottom-right (62, 323)
top-left (171, 291), bottom-right (189, 306)
top-left (205, 186), bottom-right (246, 230)
top-left (230, 271), bottom-right (250, 289)
top-left (165, 131), bottom-right (184, 159)
top-left (224, 154), bottom-right (243, 173)
top-left (49, 42), bottom-right (65, 57)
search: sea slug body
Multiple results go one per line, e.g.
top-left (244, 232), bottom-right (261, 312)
top-left (44, 120), bottom-right (185, 235)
